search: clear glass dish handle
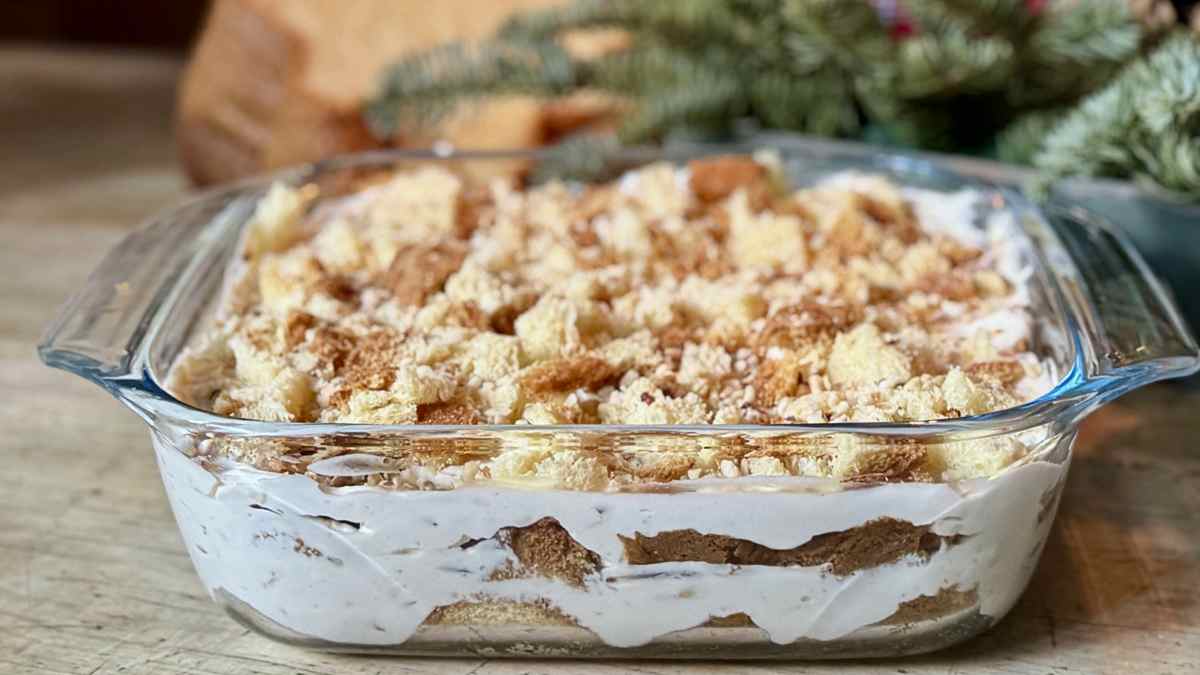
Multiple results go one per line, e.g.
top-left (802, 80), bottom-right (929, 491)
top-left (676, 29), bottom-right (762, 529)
top-left (1041, 202), bottom-right (1200, 403)
top-left (38, 186), bottom-right (258, 390)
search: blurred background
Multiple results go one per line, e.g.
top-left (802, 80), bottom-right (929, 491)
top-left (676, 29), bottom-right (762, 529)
top-left (5, 0), bottom-right (1199, 187)
top-left (1, 1), bottom-right (207, 47)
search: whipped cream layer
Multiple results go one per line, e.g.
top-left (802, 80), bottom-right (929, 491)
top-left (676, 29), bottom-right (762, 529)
top-left (157, 434), bottom-right (1068, 649)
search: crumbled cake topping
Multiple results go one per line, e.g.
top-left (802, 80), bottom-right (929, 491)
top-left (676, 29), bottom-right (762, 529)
top-left (170, 155), bottom-right (1053, 485)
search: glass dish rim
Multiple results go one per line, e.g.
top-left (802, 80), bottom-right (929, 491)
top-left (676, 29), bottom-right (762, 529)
top-left (40, 144), bottom-right (1200, 442)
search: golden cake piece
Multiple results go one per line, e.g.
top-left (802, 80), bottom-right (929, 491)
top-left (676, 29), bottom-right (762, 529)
top-left (169, 155), bottom-right (1053, 486)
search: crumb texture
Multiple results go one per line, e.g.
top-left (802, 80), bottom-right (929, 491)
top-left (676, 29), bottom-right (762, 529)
top-left (169, 155), bottom-right (1052, 485)
top-left (481, 517), bottom-right (602, 587)
top-left (425, 515), bottom-right (968, 629)
top-left (620, 517), bottom-right (948, 576)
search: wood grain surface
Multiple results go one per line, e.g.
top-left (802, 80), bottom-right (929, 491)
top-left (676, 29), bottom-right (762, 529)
top-left (2, 47), bottom-right (1197, 675)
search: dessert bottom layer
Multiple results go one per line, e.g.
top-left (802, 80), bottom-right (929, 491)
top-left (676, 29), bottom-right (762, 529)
top-left (154, 433), bottom-right (1068, 653)
top-left (217, 588), bottom-right (990, 658)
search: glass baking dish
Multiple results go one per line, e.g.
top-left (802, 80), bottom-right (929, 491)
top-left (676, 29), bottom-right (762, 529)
top-left (39, 143), bottom-right (1199, 659)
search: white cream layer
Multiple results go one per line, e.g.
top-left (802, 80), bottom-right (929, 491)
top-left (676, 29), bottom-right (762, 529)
top-left (156, 436), bottom-right (1067, 648)
top-left (159, 169), bottom-right (1062, 648)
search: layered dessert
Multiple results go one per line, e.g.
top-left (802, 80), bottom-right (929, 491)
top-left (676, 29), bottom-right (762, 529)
top-left (162, 155), bottom-right (1066, 654)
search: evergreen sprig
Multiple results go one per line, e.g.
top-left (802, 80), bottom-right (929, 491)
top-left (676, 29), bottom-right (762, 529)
top-left (366, 0), bottom-right (1198, 195)
top-left (367, 42), bottom-right (581, 137)
top-left (1014, 0), bottom-right (1142, 105)
top-left (1027, 32), bottom-right (1200, 198)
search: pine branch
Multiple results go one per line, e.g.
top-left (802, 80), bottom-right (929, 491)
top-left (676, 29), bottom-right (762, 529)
top-left (779, 0), bottom-right (892, 66)
top-left (366, 41), bottom-right (579, 135)
top-left (585, 45), bottom-right (733, 95)
top-left (749, 69), bottom-right (859, 137)
top-left (1012, 0), bottom-right (1142, 106)
top-left (529, 134), bottom-right (629, 184)
top-left (499, 0), bottom-right (748, 47)
top-left (618, 78), bottom-right (746, 143)
top-left (853, 22), bottom-right (1015, 150)
top-left (885, 25), bottom-right (1015, 98)
top-left (1027, 1), bottom-right (1141, 71)
top-left (1032, 32), bottom-right (1200, 197)
top-left (905, 0), bottom-right (1034, 37)
top-left (364, 0), bottom-right (1187, 195)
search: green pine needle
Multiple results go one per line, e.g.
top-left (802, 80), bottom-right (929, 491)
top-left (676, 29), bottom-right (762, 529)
top-left (1014, 0), bottom-right (1141, 106)
top-left (1031, 32), bottom-right (1200, 198)
top-left (366, 41), bottom-right (579, 136)
top-left (365, 0), bottom-right (1196, 195)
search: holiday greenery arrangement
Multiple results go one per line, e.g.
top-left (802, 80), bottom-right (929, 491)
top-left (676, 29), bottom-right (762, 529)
top-left (367, 0), bottom-right (1200, 199)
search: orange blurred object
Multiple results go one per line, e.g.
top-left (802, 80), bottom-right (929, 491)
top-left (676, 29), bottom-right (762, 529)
top-left (176, 0), bottom-right (622, 186)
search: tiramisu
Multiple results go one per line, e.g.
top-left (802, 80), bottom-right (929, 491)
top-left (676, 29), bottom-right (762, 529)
top-left (162, 154), bottom-right (1065, 654)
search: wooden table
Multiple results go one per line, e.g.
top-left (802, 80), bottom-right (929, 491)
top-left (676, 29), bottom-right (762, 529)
top-left (2, 47), bottom-right (1198, 675)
